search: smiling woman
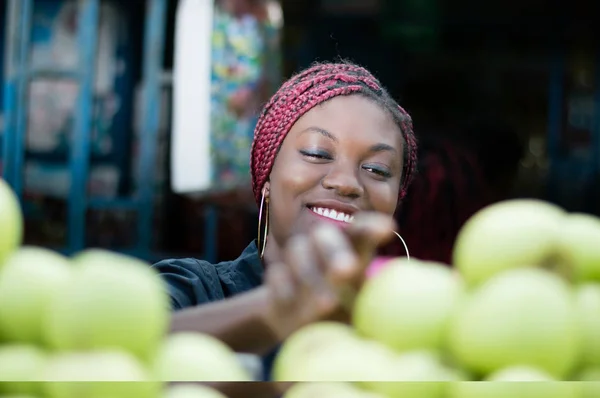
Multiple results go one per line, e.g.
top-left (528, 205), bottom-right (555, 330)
top-left (152, 61), bottom-right (417, 380)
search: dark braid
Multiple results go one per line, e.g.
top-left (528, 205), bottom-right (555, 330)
top-left (250, 61), bottom-right (418, 205)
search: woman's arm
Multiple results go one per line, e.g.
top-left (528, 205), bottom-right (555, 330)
top-left (169, 286), bottom-right (280, 356)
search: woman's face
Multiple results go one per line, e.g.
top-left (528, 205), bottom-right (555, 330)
top-left (264, 95), bottom-right (404, 251)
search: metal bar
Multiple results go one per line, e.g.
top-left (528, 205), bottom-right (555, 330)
top-left (2, 0), bottom-right (23, 184)
top-left (593, 48), bottom-right (600, 175)
top-left (67, 0), bottom-right (100, 253)
top-left (11, 0), bottom-right (33, 198)
top-left (546, 51), bottom-right (564, 202)
top-left (203, 205), bottom-right (218, 263)
top-left (2, 0), bottom-right (18, 182)
top-left (136, 0), bottom-right (167, 255)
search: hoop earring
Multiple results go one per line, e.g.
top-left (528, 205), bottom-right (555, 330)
top-left (257, 193), bottom-right (269, 259)
top-left (392, 231), bottom-right (410, 261)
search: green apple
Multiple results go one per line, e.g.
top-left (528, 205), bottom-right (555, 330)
top-left (0, 345), bottom-right (47, 395)
top-left (273, 322), bottom-right (359, 381)
top-left (163, 384), bottom-right (228, 398)
top-left (574, 284), bottom-right (600, 367)
top-left (155, 332), bottom-right (251, 382)
top-left (0, 395), bottom-right (39, 398)
top-left (581, 383), bottom-right (600, 398)
top-left (0, 247), bottom-right (72, 345)
top-left (284, 382), bottom-right (384, 398)
top-left (276, 336), bottom-right (399, 383)
top-left (487, 366), bottom-right (555, 381)
top-left (452, 199), bottom-right (566, 286)
top-left (577, 369), bottom-right (600, 398)
top-left (448, 268), bottom-right (579, 378)
top-left (577, 368), bottom-right (600, 381)
top-left (364, 350), bottom-right (458, 398)
top-left (353, 259), bottom-right (464, 353)
top-left (557, 213), bottom-right (600, 282)
top-left (44, 250), bottom-right (170, 361)
top-left (0, 179), bottom-right (23, 266)
top-left (448, 381), bottom-right (580, 398)
top-left (272, 321), bottom-right (358, 381)
top-left (39, 351), bottom-right (158, 398)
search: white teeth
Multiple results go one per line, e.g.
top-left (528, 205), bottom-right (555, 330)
top-left (310, 207), bottom-right (353, 223)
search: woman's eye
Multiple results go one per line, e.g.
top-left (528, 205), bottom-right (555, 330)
top-left (299, 150), bottom-right (332, 160)
top-left (363, 165), bottom-right (392, 178)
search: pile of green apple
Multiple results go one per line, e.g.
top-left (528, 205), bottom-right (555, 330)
top-left (0, 179), bottom-right (252, 398)
top-left (274, 199), bottom-right (600, 398)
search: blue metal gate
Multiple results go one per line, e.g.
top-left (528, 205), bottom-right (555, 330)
top-left (1, 0), bottom-right (169, 260)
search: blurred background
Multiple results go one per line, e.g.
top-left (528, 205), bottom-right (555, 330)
top-left (0, 0), bottom-right (598, 266)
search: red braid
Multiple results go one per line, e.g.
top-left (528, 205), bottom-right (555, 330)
top-left (250, 61), bottom-right (418, 205)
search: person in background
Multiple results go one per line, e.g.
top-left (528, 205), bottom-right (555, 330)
top-left (206, 0), bottom-right (282, 212)
top-left (382, 118), bottom-right (524, 265)
top-left (152, 61), bottom-right (418, 381)
top-left (210, 0), bottom-right (274, 193)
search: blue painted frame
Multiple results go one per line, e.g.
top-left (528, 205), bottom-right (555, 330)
top-left (67, 0), bottom-right (100, 253)
top-left (2, 0), bottom-right (33, 198)
top-left (135, 0), bottom-right (167, 257)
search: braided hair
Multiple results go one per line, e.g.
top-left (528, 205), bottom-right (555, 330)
top-left (250, 61), bottom-right (418, 205)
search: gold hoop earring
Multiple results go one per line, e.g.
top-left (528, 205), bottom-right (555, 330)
top-left (257, 193), bottom-right (269, 259)
top-left (392, 231), bottom-right (410, 261)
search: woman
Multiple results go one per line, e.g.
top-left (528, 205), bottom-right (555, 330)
top-left (153, 61), bottom-right (418, 379)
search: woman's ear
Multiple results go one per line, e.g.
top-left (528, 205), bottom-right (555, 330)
top-left (262, 181), bottom-right (270, 200)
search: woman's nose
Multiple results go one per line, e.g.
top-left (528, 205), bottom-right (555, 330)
top-left (321, 163), bottom-right (364, 198)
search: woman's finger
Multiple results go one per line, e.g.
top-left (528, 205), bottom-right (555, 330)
top-left (345, 212), bottom-right (397, 264)
top-left (283, 235), bottom-right (337, 315)
top-left (312, 223), bottom-right (361, 283)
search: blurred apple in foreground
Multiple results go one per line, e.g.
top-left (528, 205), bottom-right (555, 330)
top-left (578, 368), bottom-right (600, 381)
top-left (557, 213), bottom-right (600, 282)
top-left (154, 333), bottom-right (251, 382)
top-left (284, 382), bottom-right (385, 398)
top-left (276, 337), bottom-right (397, 383)
top-left (354, 260), bottom-right (464, 353)
top-left (448, 381), bottom-right (580, 398)
top-left (364, 350), bottom-right (459, 398)
top-left (574, 283), bottom-right (600, 367)
top-left (0, 345), bottom-right (47, 395)
top-left (453, 200), bottom-right (565, 286)
top-left (0, 179), bottom-right (22, 266)
top-left (0, 248), bottom-right (72, 345)
top-left (486, 366), bottom-right (555, 381)
top-left (273, 322), bottom-right (358, 381)
top-left (448, 268), bottom-right (579, 378)
top-left (40, 351), bottom-right (158, 398)
top-left (44, 250), bottom-right (170, 361)
top-left (163, 384), bottom-right (228, 398)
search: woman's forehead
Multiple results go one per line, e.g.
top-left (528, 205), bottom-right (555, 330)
top-left (289, 95), bottom-right (403, 146)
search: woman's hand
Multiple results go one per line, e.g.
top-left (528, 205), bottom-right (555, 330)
top-left (261, 212), bottom-right (396, 340)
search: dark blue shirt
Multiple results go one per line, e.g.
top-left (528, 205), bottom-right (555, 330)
top-left (152, 240), bottom-right (279, 381)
